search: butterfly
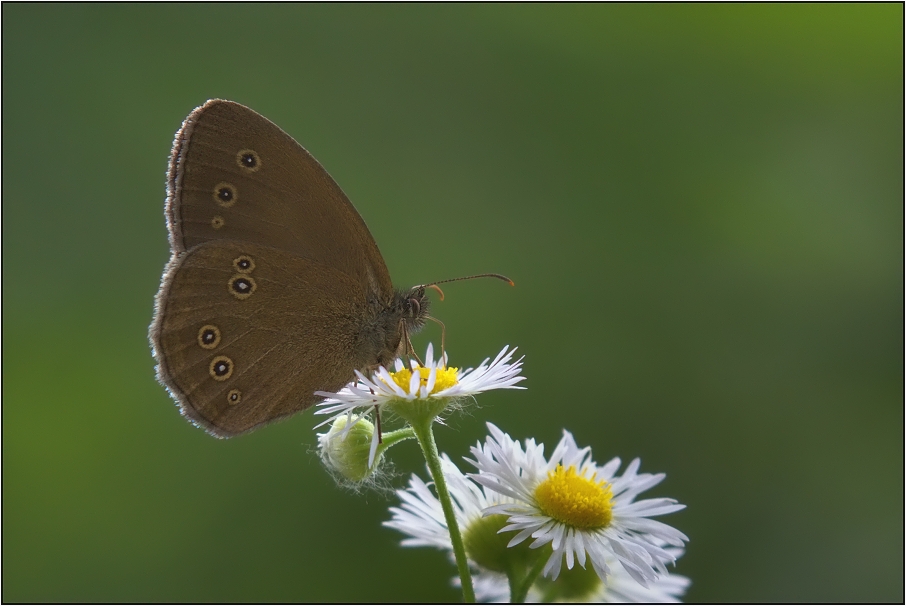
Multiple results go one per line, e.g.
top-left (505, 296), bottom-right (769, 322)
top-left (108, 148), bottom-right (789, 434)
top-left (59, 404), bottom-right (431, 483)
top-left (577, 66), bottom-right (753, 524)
top-left (149, 100), bottom-right (438, 438)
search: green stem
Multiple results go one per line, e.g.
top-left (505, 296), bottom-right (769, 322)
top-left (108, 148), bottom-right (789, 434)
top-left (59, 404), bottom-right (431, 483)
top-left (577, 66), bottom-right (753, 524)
top-left (510, 552), bottom-right (548, 604)
top-left (506, 564), bottom-right (520, 604)
top-left (378, 426), bottom-right (416, 450)
top-left (410, 419), bottom-right (475, 603)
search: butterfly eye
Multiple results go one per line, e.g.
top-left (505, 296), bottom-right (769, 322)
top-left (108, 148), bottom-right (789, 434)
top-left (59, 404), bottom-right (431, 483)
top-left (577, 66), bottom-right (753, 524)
top-left (408, 298), bottom-right (420, 317)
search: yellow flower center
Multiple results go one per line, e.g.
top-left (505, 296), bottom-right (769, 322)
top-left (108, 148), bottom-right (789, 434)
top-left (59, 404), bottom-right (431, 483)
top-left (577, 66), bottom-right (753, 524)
top-left (389, 366), bottom-right (458, 395)
top-left (533, 465), bottom-right (614, 529)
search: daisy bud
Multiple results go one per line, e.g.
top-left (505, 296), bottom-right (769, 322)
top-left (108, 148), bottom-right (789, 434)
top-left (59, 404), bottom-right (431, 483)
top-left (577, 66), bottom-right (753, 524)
top-left (462, 513), bottom-right (538, 574)
top-left (318, 416), bottom-right (380, 482)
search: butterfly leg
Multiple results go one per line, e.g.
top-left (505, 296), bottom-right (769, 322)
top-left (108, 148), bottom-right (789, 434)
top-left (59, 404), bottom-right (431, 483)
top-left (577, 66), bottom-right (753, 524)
top-left (370, 384), bottom-right (383, 445)
top-left (374, 404), bottom-right (383, 444)
top-left (401, 321), bottom-right (424, 367)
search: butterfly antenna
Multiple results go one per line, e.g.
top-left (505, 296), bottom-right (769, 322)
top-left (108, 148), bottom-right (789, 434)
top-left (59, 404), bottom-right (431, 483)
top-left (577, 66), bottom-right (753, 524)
top-left (417, 273), bottom-right (515, 290)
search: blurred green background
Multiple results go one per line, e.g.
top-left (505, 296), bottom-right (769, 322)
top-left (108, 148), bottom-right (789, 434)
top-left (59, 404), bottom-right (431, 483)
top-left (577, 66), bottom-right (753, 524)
top-left (3, 4), bottom-right (902, 603)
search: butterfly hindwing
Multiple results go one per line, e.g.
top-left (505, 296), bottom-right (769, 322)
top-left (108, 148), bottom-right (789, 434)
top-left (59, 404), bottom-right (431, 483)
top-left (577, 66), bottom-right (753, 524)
top-left (151, 241), bottom-right (373, 437)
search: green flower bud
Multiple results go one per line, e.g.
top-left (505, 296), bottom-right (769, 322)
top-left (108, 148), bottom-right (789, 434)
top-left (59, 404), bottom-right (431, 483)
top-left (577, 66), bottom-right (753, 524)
top-left (318, 416), bottom-right (380, 482)
top-left (534, 561), bottom-right (603, 602)
top-left (463, 514), bottom-right (545, 574)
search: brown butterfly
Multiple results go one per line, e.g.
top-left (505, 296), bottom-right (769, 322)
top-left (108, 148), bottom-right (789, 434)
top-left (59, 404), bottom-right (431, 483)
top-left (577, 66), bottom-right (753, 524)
top-left (149, 99), bottom-right (449, 438)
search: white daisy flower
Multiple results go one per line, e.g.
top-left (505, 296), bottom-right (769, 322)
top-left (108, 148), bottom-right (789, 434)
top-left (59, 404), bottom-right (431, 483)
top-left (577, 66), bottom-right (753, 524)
top-left (468, 423), bottom-right (688, 588)
top-left (315, 344), bottom-right (525, 466)
top-left (385, 452), bottom-right (690, 603)
top-left (316, 343), bottom-right (524, 415)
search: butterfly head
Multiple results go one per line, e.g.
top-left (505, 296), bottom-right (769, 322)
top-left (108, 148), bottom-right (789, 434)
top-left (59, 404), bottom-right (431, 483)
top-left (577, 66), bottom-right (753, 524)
top-left (399, 286), bottom-right (430, 331)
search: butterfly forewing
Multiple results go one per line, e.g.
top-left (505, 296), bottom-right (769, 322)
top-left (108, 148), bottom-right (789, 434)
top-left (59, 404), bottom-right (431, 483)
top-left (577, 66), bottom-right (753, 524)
top-left (166, 99), bottom-right (393, 296)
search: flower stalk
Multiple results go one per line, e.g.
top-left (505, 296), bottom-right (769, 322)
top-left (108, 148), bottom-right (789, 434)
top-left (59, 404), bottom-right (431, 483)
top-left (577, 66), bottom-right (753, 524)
top-left (409, 416), bottom-right (475, 603)
top-left (510, 551), bottom-right (548, 604)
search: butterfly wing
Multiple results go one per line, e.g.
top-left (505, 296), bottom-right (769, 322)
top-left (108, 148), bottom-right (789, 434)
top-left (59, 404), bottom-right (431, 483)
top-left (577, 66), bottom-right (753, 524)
top-left (151, 241), bottom-right (379, 438)
top-left (165, 99), bottom-right (393, 297)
